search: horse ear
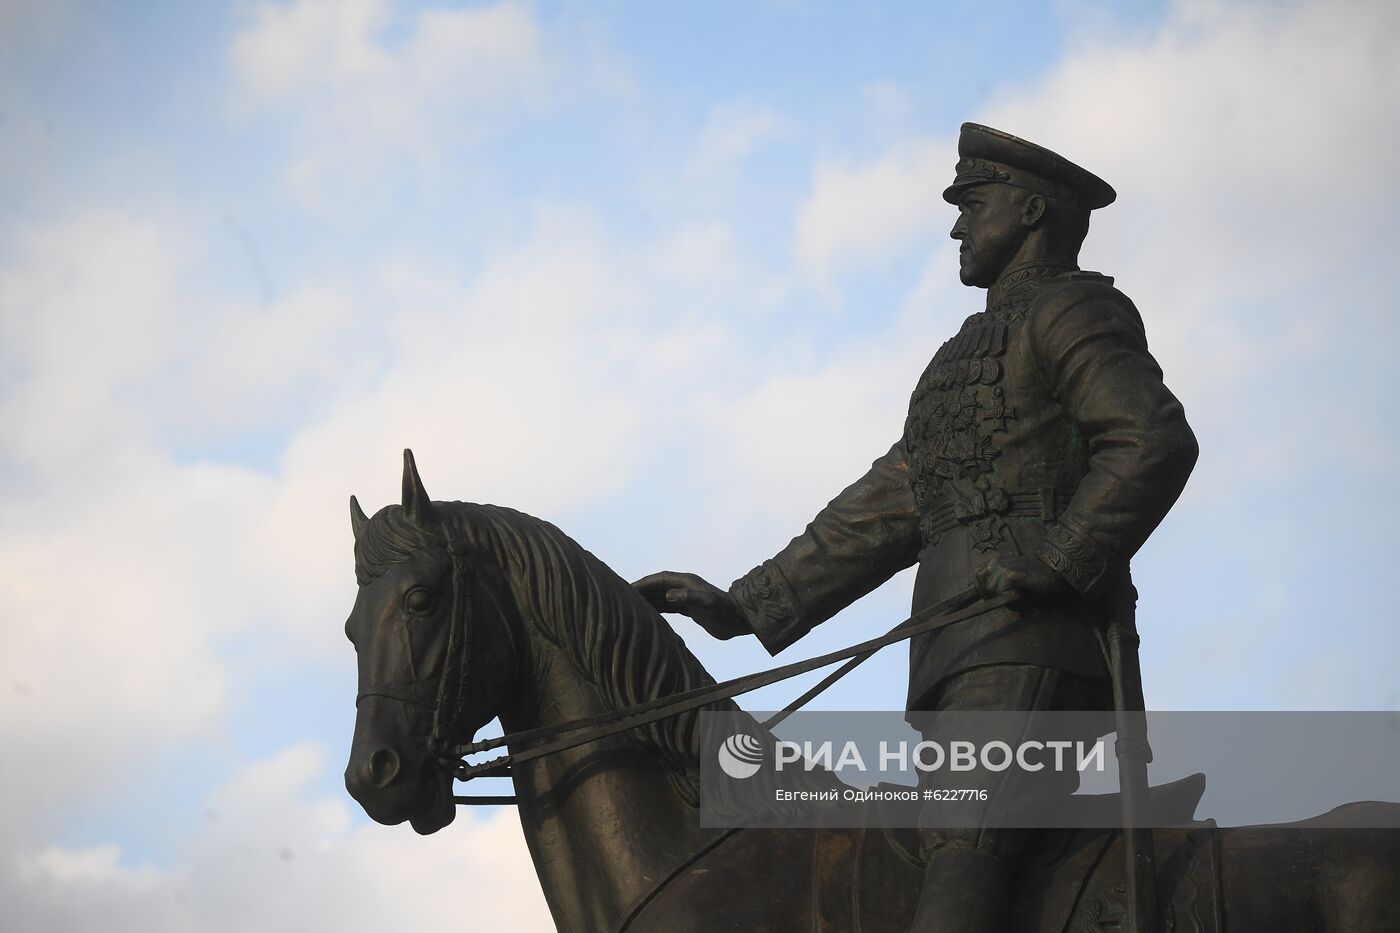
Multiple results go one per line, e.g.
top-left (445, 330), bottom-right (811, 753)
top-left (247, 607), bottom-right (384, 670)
top-left (401, 448), bottom-right (438, 528)
top-left (349, 495), bottom-right (369, 540)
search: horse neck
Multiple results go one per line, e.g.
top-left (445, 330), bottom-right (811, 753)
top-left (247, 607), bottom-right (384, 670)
top-left (496, 577), bottom-right (717, 932)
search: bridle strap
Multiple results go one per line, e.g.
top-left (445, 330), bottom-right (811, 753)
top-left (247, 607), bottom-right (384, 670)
top-left (356, 682), bottom-right (439, 708)
top-left (354, 526), bottom-right (475, 761)
top-left (428, 532), bottom-right (473, 759)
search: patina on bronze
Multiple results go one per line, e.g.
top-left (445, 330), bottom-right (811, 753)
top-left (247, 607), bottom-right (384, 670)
top-left (342, 452), bottom-right (1400, 932)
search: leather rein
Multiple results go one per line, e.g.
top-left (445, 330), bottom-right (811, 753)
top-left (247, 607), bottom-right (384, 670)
top-left (446, 584), bottom-right (1016, 805)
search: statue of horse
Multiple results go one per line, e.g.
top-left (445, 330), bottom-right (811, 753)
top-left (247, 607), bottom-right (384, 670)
top-left (343, 451), bottom-right (1400, 932)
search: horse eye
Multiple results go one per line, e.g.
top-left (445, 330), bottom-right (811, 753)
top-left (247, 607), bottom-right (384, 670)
top-left (405, 587), bottom-right (435, 614)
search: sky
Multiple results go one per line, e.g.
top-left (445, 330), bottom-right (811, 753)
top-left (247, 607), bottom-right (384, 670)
top-left (1, 0), bottom-right (1398, 929)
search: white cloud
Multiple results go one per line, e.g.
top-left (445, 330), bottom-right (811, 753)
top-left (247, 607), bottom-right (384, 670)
top-left (231, 0), bottom-right (546, 110)
top-left (0, 212), bottom-right (257, 842)
top-left (18, 844), bottom-right (160, 890)
top-left (707, 332), bottom-right (922, 526)
top-left (228, 0), bottom-right (553, 210)
top-left (794, 137), bottom-right (953, 292)
top-left (5, 744), bottom-right (554, 933)
top-left (979, 0), bottom-right (1400, 287)
top-left (0, 212), bottom-right (187, 464)
top-left (687, 104), bottom-right (785, 180)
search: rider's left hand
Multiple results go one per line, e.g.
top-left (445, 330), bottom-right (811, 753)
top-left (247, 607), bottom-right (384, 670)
top-left (974, 555), bottom-right (1075, 603)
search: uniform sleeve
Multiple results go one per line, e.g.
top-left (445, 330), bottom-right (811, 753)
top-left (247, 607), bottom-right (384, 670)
top-left (728, 440), bottom-right (922, 654)
top-left (1027, 283), bottom-right (1199, 597)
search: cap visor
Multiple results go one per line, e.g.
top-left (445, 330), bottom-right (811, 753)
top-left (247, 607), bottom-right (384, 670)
top-left (942, 180), bottom-right (986, 205)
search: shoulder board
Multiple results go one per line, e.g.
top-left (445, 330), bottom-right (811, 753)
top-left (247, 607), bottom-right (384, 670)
top-left (1059, 270), bottom-right (1114, 286)
top-left (1029, 270), bottom-right (1132, 320)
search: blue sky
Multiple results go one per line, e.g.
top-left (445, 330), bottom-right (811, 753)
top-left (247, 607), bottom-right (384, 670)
top-left (2, 1), bottom-right (1397, 929)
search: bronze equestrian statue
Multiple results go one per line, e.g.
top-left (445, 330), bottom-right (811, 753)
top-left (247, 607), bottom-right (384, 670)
top-left (341, 453), bottom-right (1400, 931)
top-left (636, 123), bottom-right (1198, 933)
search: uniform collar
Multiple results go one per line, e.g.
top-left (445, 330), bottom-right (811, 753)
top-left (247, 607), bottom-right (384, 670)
top-left (985, 260), bottom-right (1078, 310)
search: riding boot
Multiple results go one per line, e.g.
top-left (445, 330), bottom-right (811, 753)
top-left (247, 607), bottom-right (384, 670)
top-left (909, 844), bottom-right (1014, 933)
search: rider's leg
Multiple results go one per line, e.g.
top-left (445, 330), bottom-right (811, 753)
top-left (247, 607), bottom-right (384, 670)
top-left (907, 664), bottom-right (1110, 933)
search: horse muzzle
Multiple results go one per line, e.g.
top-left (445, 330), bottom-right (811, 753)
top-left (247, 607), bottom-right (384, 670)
top-left (346, 696), bottom-right (457, 833)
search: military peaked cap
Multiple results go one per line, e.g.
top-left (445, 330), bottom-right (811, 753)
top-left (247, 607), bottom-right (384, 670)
top-left (942, 123), bottom-right (1116, 211)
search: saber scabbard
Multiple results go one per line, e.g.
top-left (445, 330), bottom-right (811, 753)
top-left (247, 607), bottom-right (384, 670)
top-left (1107, 591), bottom-right (1159, 933)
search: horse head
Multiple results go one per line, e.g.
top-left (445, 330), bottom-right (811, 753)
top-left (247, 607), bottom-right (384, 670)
top-left (339, 454), bottom-right (797, 929)
top-left (342, 450), bottom-right (520, 834)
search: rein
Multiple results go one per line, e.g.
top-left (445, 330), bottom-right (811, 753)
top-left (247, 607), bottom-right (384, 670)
top-left (451, 586), bottom-right (1014, 801)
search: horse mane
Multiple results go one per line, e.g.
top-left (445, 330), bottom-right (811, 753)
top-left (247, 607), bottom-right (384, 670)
top-left (356, 500), bottom-right (728, 807)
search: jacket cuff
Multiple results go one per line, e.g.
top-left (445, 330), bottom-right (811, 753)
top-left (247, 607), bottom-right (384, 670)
top-left (1036, 523), bottom-right (1109, 596)
top-left (730, 560), bottom-right (806, 655)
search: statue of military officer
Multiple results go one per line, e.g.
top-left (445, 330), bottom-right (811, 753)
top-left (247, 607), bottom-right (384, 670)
top-left (637, 123), bottom-right (1198, 933)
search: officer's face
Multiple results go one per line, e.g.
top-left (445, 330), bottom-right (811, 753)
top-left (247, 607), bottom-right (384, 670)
top-left (950, 185), bottom-right (1029, 287)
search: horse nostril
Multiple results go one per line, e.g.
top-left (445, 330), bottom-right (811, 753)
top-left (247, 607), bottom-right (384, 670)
top-left (368, 748), bottom-right (401, 788)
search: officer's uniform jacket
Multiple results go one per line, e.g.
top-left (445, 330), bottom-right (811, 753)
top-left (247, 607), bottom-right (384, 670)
top-left (729, 261), bottom-right (1198, 709)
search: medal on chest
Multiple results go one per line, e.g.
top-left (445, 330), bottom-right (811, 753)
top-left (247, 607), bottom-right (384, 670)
top-left (905, 317), bottom-right (1019, 548)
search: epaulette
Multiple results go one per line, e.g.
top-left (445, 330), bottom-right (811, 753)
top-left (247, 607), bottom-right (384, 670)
top-left (1060, 269), bottom-right (1114, 287)
top-left (1030, 270), bottom-right (1143, 339)
top-left (1027, 270), bottom-right (1131, 324)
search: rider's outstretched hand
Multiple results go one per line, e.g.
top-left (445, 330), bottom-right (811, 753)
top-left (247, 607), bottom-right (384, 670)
top-left (633, 571), bottom-right (752, 640)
